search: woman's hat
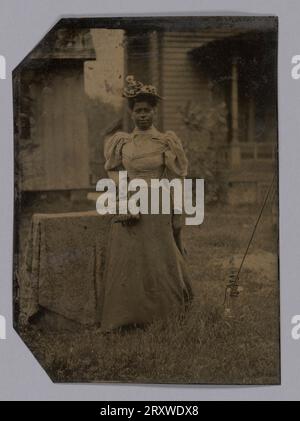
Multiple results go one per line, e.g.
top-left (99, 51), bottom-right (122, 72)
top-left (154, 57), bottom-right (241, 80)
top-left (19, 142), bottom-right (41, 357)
top-left (122, 75), bottom-right (163, 101)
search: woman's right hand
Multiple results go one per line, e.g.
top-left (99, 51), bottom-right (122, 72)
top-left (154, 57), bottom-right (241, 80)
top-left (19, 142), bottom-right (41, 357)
top-left (122, 213), bottom-right (140, 227)
top-left (112, 212), bottom-right (140, 226)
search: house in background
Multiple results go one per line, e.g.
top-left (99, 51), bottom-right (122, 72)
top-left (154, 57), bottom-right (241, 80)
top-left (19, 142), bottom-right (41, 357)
top-left (14, 18), bottom-right (277, 206)
top-left (124, 24), bottom-right (277, 204)
top-left (14, 28), bottom-right (96, 192)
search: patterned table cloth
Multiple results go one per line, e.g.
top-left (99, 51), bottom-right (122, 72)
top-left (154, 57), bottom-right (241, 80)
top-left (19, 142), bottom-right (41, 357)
top-left (19, 211), bottom-right (112, 326)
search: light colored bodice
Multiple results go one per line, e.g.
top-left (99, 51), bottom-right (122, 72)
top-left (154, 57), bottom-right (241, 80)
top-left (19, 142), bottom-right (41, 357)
top-left (121, 127), bottom-right (168, 182)
top-left (104, 125), bottom-right (188, 182)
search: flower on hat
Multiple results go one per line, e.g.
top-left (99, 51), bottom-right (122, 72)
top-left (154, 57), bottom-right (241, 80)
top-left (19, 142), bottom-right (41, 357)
top-left (142, 85), bottom-right (158, 95)
top-left (126, 75), bottom-right (135, 84)
top-left (123, 75), bottom-right (161, 99)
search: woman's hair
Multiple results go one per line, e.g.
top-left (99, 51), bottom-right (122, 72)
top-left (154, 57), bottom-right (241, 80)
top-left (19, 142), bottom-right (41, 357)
top-left (127, 94), bottom-right (159, 111)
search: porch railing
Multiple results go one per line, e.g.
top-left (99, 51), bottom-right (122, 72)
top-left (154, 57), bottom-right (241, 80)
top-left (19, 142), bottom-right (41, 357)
top-left (239, 142), bottom-right (276, 161)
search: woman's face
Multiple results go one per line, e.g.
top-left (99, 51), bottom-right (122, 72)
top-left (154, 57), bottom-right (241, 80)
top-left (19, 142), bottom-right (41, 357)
top-left (131, 101), bottom-right (155, 131)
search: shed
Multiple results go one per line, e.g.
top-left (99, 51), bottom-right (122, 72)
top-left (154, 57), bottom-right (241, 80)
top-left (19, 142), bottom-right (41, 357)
top-left (14, 28), bottom-right (96, 191)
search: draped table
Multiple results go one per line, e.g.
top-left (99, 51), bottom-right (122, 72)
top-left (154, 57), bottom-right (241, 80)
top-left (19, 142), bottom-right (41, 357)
top-left (19, 211), bottom-right (113, 328)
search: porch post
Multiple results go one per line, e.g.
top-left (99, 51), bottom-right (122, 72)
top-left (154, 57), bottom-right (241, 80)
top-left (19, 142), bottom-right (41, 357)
top-left (230, 57), bottom-right (240, 168)
top-left (247, 94), bottom-right (255, 143)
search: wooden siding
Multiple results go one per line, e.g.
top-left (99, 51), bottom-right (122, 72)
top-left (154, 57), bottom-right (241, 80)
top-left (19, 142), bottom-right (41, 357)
top-left (18, 64), bottom-right (90, 191)
top-left (161, 30), bottom-right (235, 136)
top-left (158, 30), bottom-right (244, 178)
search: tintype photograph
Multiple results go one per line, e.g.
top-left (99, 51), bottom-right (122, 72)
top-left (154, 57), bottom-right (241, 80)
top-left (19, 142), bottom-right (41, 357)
top-left (13, 16), bottom-right (280, 384)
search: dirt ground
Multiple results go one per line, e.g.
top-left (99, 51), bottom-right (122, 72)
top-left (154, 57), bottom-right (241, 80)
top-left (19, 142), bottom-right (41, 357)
top-left (17, 195), bottom-right (280, 384)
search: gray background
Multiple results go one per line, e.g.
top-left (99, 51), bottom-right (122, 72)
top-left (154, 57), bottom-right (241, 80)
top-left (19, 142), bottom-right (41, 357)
top-left (0, 0), bottom-right (299, 401)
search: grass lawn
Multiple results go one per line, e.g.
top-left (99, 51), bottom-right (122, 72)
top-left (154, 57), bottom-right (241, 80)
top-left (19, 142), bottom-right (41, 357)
top-left (19, 202), bottom-right (280, 384)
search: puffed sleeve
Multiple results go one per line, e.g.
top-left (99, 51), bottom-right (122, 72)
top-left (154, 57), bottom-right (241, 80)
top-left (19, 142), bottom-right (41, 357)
top-left (163, 131), bottom-right (189, 234)
top-left (104, 131), bottom-right (130, 171)
top-left (163, 130), bottom-right (188, 178)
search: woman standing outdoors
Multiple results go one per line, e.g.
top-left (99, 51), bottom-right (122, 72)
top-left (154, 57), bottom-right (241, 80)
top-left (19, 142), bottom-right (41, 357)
top-left (100, 76), bottom-right (194, 332)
